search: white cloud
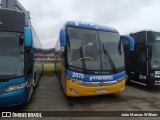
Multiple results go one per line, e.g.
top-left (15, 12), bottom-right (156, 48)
top-left (19, 0), bottom-right (160, 49)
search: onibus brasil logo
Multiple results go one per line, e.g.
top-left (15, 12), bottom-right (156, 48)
top-left (1, 112), bottom-right (42, 118)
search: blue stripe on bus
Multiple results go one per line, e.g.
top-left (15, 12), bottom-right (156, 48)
top-left (65, 69), bottom-right (126, 82)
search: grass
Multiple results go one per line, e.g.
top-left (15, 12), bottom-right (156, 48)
top-left (43, 62), bottom-right (55, 75)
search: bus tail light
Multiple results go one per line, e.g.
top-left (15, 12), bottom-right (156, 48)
top-left (3, 82), bottom-right (27, 93)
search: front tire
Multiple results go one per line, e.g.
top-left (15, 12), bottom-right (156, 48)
top-left (126, 77), bottom-right (132, 85)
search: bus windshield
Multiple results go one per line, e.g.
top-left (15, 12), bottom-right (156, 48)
top-left (0, 32), bottom-right (24, 79)
top-left (151, 32), bottom-right (160, 69)
top-left (67, 27), bottom-right (124, 72)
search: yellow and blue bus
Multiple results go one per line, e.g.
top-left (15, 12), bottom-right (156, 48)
top-left (54, 21), bottom-right (134, 96)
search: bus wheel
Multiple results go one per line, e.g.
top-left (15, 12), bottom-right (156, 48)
top-left (146, 83), bottom-right (152, 89)
top-left (126, 78), bottom-right (132, 85)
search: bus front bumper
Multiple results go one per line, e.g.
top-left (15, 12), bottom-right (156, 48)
top-left (65, 78), bottom-right (126, 97)
top-left (0, 87), bottom-right (28, 107)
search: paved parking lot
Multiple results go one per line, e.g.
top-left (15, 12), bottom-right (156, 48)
top-left (2, 72), bottom-right (160, 119)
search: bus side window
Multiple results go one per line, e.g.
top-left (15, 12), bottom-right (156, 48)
top-left (130, 34), bottom-right (138, 70)
top-left (137, 32), bottom-right (147, 71)
top-left (137, 46), bottom-right (146, 70)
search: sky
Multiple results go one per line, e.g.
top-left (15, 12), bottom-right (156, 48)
top-left (18, 0), bottom-right (160, 49)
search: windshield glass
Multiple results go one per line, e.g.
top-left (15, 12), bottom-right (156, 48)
top-left (67, 27), bottom-right (124, 72)
top-left (67, 27), bottom-right (101, 70)
top-left (98, 31), bottom-right (124, 70)
top-left (0, 32), bottom-right (24, 79)
top-left (150, 32), bottom-right (160, 69)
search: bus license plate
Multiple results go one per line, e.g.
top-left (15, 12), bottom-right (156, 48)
top-left (96, 89), bottom-right (106, 93)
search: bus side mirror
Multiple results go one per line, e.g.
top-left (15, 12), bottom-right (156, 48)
top-left (24, 27), bottom-right (33, 48)
top-left (121, 35), bottom-right (134, 51)
top-left (60, 28), bottom-right (66, 46)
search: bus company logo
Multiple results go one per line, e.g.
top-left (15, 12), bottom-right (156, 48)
top-left (90, 76), bottom-right (113, 81)
top-left (1, 112), bottom-right (42, 118)
top-left (95, 71), bottom-right (110, 74)
top-left (156, 36), bottom-right (160, 41)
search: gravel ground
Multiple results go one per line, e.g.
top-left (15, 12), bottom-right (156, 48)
top-left (1, 72), bottom-right (160, 120)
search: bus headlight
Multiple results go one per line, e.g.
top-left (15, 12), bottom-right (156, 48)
top-left (68, 78), bottom-right (84, 85)
top-left (68, 88), bottom-right (78, 94)
top-left (4, 82), bottom-right (27, 93)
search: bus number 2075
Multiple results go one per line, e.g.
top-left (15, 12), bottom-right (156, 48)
top-left (72, 72), bottom-right (84, 79)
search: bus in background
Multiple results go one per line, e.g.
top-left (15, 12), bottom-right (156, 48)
top-left (0, 0), bottom-right (43, 107)
top-left (54, 21), bottom-right (134, 97)
top-left (123, 30), bottom-right (160, 88)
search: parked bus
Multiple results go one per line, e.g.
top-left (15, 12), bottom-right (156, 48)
top-left (54, 21), bottom-right (134, 96)
top-left (0, 1), bottom-right (43, 107)
top-left (123, 30), bottom-right (160, 87)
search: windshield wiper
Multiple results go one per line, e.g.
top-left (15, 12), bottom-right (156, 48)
top-left (79, 47), bottom-right (87, 73)
top-left (118, 39), bottom-right (122, 55)
top-left (67, 35), bottom-right (71, 52)
top-left (103, 44), bottom-right (117, 73)
top-left (19, 33), bottom-right (24, 54)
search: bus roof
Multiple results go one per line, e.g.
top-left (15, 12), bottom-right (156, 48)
top-left (130, 29), bottom-right (160, 35)
top-left (65, 21), bottom-right (118, 33)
